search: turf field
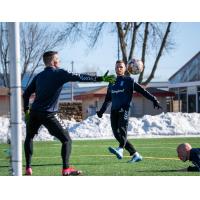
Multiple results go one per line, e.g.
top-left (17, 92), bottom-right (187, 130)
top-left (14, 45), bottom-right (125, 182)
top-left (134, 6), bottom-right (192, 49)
top-left (0, 137), bottom-right (200, 176)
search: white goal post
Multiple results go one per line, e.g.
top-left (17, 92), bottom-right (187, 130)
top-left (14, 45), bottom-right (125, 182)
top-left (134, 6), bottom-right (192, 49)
top-left (8, 22), bottom-right (22, 176)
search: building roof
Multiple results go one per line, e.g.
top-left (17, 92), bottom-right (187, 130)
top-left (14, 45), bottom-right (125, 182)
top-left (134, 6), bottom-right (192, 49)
top-left (146, 81), bottom-right (169, 88)
top-left (168, 51), bottom-right (200, 81)
top-left (74, 86), bottom-right (175, 100)
top-left (133, 87), bottom-right (175, 97)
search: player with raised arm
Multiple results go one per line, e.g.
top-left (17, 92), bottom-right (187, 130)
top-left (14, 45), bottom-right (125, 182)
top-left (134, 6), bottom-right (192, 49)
top-left (96, 60), bottom-right (162, 163)
top-left (23, 51), bottom-right (115, 176)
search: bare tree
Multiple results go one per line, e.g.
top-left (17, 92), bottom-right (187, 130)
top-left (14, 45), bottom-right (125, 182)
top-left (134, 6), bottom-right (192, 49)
top-left (0, 22), bottom-right (174, 87)
top-left (116, 22), bottom-right (173, 85)
top-left (128, 22), bottom-right (142, 61)
top-left (0, 23), bottom-right (9, 87)
top-left (63, 22), bottom-right (174, 85)
top-left (141, 22), bottom-right (172, 85)
top-left (0, 22), bottom-right (70, 87)
top-left (20, 23), bottom-right (70, 87)
top-left (138, 22), bottom-right (149, 84)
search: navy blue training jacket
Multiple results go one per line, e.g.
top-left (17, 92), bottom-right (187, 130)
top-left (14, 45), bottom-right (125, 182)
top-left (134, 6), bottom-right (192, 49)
top-left (188, 148), bottom-right (200, 172)
top-left (99, 75), bottom-right (157, 113)
top-left (23, 66), bottom-right (102, 113)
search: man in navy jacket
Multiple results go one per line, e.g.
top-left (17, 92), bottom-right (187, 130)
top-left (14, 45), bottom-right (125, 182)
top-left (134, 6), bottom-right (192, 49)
top-left (23, 51), bottom-right (115, 176)
top-left (97, 60), bottom-right (162, 163)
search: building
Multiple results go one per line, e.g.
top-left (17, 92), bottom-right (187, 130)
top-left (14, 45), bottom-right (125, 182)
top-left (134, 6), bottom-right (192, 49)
top-left (0, 70), bottom-right (176, 119)
top-left (0, 87), bottom-right (10, 116)
top-left (168, 51), bottom-right (200, 113)
top-left (59, 82), bottom-right (108, 102)
top-left (74, 86), bottom-right (174, 119)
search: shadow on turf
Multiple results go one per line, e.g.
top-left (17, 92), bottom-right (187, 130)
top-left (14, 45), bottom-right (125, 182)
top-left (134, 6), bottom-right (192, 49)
top-left (30, 162), bottom-right (104, 167)
top-left (0, 163), bottom-right (61, 168)
top-left (0, 165), bottom-right (9, 168)
top-left (0, 161), bottom-right (137, 169)
top-left (136, 169), bottom-right (187, 173)
top-left (30, 163), bottom-right (61, 167)
top-left (29, 162), bottom-right (115, 167)
top-left (0, 162), bottom-right (66, 168)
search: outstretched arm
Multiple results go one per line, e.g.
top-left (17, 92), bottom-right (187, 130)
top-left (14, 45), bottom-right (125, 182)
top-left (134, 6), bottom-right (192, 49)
top-left (133, 82), bottom-right (162, 109)
top-left (60, 70), bottom-right (115, 83)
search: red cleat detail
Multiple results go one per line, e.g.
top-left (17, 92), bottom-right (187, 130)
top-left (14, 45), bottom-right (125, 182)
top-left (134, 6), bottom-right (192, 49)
top-left (25, 167), bottom-right (32, 176)
top-left (62, 167), bottom-right (82, 176)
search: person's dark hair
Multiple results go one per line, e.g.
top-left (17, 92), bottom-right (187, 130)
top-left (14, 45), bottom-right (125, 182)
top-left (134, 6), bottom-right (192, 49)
top-left (116, 60), bottom-right (125, 65)
top-left (43, 51), bottom-right (58, 66)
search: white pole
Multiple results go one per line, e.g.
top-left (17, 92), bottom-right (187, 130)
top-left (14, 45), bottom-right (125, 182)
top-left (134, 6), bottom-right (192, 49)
top-left (7, 22), bottom-right (22, 176)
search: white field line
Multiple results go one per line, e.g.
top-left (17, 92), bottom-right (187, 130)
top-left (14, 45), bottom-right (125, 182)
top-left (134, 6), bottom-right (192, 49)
top-left (0, 154), bottom-right (179, 161)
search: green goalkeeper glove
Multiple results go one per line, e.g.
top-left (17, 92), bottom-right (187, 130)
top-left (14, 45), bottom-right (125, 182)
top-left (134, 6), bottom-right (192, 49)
top-left (25, 110), bottom-right (30, 124)
top-left (102, 70), bottom-right (116, 84)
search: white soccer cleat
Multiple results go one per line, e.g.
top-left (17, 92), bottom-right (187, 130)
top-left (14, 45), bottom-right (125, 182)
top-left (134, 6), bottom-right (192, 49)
top-left (128, 152), bottom-right (143, 163)
top-left (108, 147), bottom-right (123, 159)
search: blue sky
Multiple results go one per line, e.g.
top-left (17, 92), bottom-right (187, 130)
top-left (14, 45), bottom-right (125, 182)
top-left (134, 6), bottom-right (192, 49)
top-left (59, 22), bottom-right (200, 82)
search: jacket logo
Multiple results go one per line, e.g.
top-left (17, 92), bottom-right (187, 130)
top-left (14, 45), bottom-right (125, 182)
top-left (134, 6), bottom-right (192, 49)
top-left (80, 74), bottom-right (95, 81)
top-left (111, 89), bottom-right (125, 94)
top-left (124, 110), bottom-right (128, 120)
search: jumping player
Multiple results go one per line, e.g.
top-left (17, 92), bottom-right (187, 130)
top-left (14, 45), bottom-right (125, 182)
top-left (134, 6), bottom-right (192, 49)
top-left (96, 60), bottom-right (162, 163)
top-left (23, 51), bottom-right (115, 176)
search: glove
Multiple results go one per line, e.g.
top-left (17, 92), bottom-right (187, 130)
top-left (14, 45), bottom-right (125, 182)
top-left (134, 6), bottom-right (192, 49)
top-left (96, 111), bottom-right (103, 118)
top-left (153, 100), bottom-right (162, 110)
top-left (102, 70), bottom-right (116, 84)
top-left (25, 110), bottom-right (30, 124)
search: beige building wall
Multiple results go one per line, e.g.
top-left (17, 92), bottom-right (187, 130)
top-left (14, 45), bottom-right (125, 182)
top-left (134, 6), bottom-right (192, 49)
top-left (82, 97), bottom-right (99, 119)
top-left (81, 95), bottom-right (166, 119)
top-left (130, 97), bottom-right (166, 117)
top-left (130, 97), bottom-right (144, 117)
top-left (0, 97), bottom-right (10, 116)
top-left (143, 97), bottom-right (166, 116)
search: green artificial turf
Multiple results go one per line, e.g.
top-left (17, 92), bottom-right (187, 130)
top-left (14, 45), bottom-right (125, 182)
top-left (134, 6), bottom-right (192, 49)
top-left (0, 137), bottom-right (200, 176)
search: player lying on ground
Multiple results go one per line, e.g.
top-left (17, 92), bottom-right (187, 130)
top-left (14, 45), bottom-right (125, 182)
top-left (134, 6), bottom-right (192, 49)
top-left (177, 143), bottom-right (200, 172)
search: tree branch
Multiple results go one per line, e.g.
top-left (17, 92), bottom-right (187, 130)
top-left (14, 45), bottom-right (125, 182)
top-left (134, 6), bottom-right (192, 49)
top-left (138, 22), bottom-right (149, 84)
top-left (116, 22), bottom-right (128, 63)
top-left (142, 22), bottom-right (172, 85)
top-left (128, 22), bottom-right (142, 61)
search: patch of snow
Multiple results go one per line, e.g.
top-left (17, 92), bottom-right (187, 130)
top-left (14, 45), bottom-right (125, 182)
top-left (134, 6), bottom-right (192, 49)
top-left (0, 112), bottom-right (200, 143)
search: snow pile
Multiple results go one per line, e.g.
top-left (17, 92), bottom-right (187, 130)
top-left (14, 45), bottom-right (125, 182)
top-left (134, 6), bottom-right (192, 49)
top-left (68, 114), bottom-right (112, 138)
top-left (0, 112), bottom-right (200, 143)
top-left (128, 112), bottom-right (200, 136)
top-left (0, 117), bottom-right (10, 143)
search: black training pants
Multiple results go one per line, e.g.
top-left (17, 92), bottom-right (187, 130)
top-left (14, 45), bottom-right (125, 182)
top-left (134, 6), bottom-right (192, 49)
top-left (24, 111), bottom-right (72, 169)
top-left (110, 109), bottom-right (136, 156)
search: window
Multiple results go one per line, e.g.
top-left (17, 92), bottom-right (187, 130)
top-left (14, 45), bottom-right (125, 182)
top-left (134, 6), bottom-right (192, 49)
top-left (188, 94), bottom-right (196, 113)
top-left (179, 87), bottom-right (187, 112)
